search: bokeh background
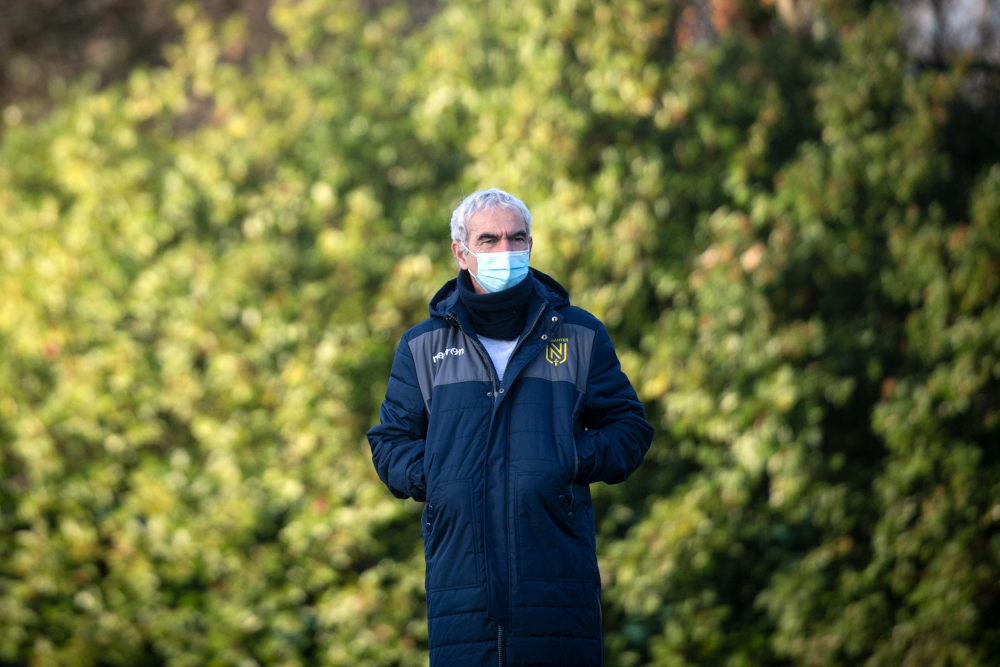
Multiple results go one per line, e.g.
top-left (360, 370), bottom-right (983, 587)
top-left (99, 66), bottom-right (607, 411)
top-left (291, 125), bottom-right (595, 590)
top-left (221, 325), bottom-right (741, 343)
top-left (2, 0), bottom-right (1000, 665)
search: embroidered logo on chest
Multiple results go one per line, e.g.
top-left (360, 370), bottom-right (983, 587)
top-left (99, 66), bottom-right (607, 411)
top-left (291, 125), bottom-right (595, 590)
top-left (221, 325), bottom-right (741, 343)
top-left (545, 338), bottom-right (569, 366)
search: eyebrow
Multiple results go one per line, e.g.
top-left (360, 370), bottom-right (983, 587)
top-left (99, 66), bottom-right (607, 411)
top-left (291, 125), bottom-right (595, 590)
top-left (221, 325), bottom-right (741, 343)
top-left (476, 230), bottom-right (529, 243)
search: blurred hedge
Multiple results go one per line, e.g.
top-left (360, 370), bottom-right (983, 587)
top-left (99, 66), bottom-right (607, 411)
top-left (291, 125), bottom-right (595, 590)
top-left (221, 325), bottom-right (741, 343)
top-left (1, 0), bottom-right (999, 665)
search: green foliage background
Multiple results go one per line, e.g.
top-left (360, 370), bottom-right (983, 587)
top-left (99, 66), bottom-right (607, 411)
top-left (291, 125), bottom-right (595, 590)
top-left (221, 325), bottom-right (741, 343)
top-left (2, 0), bottom-right (1000, 665)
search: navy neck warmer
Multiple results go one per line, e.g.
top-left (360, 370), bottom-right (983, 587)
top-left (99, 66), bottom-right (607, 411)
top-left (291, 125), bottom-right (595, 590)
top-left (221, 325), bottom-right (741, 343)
top-left (456, 269), bottom-right (533, 341)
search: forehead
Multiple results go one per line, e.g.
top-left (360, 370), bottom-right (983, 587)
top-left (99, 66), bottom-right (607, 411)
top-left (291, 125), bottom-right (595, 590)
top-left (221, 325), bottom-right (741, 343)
top-left (467, 207), bottom-right (528, 237)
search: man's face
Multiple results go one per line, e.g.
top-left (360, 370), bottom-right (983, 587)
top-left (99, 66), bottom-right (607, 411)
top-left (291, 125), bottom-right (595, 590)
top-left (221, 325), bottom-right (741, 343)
top-left (451, 207), bottom-right (532, 294)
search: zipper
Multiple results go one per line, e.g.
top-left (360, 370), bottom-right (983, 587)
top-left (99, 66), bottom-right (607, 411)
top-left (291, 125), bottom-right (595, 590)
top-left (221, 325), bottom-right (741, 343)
top-left (446, 307), bottom-right (546, 656)
top-left (497, 303), bottom-right (547, 628)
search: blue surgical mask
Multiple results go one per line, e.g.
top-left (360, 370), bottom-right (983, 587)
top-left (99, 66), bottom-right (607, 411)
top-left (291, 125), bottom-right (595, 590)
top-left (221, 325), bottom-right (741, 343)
top-left (462, 244), bottom-right (530, 293)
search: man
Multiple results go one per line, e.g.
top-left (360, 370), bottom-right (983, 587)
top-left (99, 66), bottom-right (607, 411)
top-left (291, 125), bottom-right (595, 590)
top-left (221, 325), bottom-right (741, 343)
top-left (367, 188), bottom-right (653, 666)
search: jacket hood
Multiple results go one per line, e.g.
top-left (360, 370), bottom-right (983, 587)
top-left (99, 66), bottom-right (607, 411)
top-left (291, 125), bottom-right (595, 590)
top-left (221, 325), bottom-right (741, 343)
top-left (429, 267), bottom-right (570, 320)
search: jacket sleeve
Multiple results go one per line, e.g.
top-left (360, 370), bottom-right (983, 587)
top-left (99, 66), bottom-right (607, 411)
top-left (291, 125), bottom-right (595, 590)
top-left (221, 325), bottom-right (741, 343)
top-left (575, 322), bottom-right (653, 485)
top-left (366, 337), bottom-right (428, 502)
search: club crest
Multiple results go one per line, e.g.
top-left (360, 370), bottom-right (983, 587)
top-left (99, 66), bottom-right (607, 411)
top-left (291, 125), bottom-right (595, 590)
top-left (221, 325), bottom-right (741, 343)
top-left (545, 338), bottom-right (569, 366)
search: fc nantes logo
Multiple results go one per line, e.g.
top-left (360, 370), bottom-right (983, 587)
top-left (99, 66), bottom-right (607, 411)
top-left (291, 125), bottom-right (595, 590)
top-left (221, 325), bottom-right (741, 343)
top-left (545, 338), bottom-right (570, 366)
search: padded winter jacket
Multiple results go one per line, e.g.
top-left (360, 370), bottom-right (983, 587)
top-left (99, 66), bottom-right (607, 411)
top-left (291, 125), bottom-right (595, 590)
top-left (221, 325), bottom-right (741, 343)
top-left (367, 268), bottom-right (653, 667)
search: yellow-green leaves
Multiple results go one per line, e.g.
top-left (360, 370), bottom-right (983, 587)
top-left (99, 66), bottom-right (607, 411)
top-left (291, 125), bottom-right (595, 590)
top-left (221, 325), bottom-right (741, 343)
top-left (3, 0), bottom-right (1000, 665)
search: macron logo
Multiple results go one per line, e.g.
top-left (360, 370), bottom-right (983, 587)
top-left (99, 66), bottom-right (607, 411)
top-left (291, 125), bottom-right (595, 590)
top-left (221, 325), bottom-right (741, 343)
top-left (433, 348), bottom-right (464, 363)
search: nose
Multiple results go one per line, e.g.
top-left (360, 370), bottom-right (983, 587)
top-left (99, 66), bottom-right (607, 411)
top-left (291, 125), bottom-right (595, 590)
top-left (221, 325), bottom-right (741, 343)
top-left (497, 238), bottom-right (512, 252)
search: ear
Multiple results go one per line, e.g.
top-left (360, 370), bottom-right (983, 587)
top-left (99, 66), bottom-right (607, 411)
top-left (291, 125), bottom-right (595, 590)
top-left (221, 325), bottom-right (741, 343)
top-left (452, 240), bottom-right (470, 270)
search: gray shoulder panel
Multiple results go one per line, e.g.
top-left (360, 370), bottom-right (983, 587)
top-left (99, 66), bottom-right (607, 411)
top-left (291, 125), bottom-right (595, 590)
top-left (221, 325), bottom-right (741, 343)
top-left (520, 323), bottom-right (594, 394)
top-left (407, 326), bottom-right (491, 408)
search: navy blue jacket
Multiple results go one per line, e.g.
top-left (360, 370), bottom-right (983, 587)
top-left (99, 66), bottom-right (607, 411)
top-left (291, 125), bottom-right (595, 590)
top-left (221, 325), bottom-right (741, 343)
top-left (367, 269), bottom-right (653, 667)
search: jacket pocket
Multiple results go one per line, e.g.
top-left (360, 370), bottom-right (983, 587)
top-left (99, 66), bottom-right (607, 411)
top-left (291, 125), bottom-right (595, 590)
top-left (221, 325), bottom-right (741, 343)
top-left (515, 472), bottom-right (585, 581)
top-left (424, 478), bottom-right (482, 590)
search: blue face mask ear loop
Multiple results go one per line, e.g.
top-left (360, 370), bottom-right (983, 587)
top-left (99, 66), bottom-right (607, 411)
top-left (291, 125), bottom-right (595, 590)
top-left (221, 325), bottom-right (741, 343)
top-left (462, 243), bottom-right (489, 278)
top-left (461, 242), bottom-right (477, 275)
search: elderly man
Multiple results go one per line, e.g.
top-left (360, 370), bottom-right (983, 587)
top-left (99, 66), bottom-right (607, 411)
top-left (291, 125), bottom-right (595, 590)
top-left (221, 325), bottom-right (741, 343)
top-left (367, 188), bottom-right (653, 666)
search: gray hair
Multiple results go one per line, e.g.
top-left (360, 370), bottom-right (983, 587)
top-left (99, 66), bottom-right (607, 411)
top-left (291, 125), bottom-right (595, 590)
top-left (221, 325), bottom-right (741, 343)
top-left (449, 188), bottom-right (532, 246)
